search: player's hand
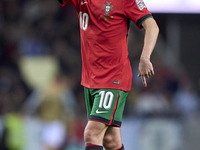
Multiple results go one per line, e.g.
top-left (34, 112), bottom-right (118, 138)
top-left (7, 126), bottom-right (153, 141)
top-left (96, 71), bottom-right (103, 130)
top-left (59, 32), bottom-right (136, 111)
top-left (138, 57), bottom-right (154, 87)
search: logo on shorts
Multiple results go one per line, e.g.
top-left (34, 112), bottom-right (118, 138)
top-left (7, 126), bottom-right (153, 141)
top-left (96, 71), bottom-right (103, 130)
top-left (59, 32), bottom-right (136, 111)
top-left (96, 109), bottom-right (109, 114)
top-left (135, 0), bottom-right (146, 11)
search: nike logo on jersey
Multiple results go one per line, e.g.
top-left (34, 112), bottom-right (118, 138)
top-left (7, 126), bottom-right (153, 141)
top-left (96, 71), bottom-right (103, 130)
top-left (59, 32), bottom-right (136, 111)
top-left (96, 109), bottom-right (109, 114)
top-left (81, 1), bottom-right (88, 5)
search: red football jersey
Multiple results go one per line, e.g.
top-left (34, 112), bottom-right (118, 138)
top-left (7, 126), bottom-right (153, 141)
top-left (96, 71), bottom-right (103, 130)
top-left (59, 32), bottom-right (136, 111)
top-left (61, 0), bottom-right (152, 91)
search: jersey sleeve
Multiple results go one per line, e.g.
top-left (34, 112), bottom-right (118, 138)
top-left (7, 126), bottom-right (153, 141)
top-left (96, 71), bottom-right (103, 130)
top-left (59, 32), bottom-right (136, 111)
top-left (124, 0), bottom-right (152, 29)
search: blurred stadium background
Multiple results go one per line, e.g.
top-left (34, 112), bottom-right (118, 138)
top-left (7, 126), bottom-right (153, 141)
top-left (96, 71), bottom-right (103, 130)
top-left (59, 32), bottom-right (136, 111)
top-left (0, 0), bottom-right (199, 150)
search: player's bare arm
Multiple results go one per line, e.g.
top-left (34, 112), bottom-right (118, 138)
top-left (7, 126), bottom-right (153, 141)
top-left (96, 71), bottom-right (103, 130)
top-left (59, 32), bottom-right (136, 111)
top-left (138, 17), bottom-right (159, 87)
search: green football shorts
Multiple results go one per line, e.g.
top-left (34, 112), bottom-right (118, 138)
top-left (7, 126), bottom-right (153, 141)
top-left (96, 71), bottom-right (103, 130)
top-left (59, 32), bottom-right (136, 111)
top-left (84, 87), bottom-right (129, 127)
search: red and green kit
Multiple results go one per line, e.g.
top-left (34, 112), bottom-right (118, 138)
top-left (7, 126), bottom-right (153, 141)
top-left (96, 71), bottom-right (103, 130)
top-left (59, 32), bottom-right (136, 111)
top-left (59, 0), bottom-right (152, 126)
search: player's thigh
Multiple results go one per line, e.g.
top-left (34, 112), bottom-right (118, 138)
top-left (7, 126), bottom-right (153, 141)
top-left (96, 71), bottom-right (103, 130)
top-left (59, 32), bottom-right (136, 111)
top-left (84, 120), bottom-right (109, 145)
top-left (85, 120), bottom-right (108, 136)
top-left (104, 126), bottom-right (121, 145)
top-left (103, 126), bottom-right (122, 147)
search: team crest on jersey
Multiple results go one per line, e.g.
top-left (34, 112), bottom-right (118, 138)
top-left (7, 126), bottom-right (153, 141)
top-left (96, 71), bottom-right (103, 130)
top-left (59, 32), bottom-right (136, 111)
top-left (103, 2), bottom-right (113, 16)
top-left (136, 0), bottom-right (146, 11)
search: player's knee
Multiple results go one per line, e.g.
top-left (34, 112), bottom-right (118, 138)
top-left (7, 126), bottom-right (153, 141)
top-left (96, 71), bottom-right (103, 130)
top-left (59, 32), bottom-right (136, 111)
top-left (84, 128), bottom-right (93, 143)
top-left (84, 127), bottom-right (101, 143)
top-left (103, 134), bottom-right (115, 149)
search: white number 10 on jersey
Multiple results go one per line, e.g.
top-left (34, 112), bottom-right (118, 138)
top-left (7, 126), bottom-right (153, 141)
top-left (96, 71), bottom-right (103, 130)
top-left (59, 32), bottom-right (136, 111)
top-left (79, 11), bottom-right (89, 31)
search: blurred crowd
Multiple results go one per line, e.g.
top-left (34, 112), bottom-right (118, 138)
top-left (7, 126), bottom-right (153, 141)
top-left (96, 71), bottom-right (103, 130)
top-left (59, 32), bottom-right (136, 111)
top-left (0, 0), bottom-right (199, 150)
